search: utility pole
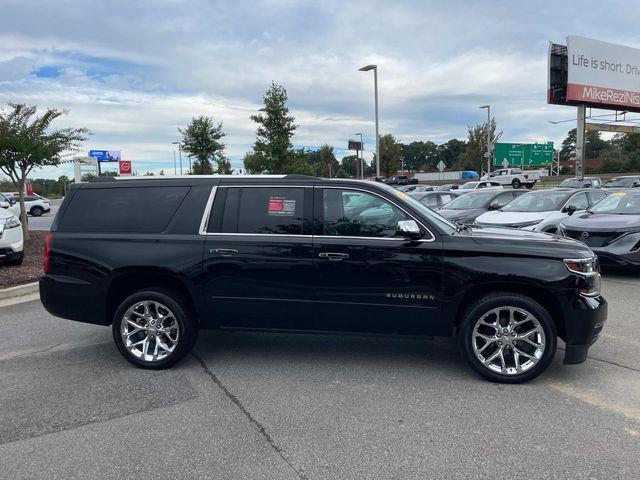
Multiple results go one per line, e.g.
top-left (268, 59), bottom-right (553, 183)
top-left (575, 105), bottom-right (586, 180)
top-left (359, 65), bottom-right (380, 178)
top-left (480, 105), bottom-right (492, 176)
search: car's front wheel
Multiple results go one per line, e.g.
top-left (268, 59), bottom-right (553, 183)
top-left (30, 206), bottom-right (44, 216)
top-left (112, 289), bottom-right (198, 369)
top-left (511, 179), bottom-right (521, 189)
top-left (459, 293), bottom-right (557, 383)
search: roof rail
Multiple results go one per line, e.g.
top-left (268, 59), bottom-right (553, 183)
top-left (89, 176), bottom-right (117, 182)
top-left (283, 174), bottom-right (318, 180)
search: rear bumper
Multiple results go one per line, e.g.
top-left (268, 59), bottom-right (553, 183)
top-left (39, 274), bottom-right (109, 326)
top-left (560, 293), bottom-right (607, 365)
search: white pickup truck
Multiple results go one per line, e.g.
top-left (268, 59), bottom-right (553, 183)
top-left (481, 168), bottom-right (541, 189)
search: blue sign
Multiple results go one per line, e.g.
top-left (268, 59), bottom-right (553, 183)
top-left (89, 150), bottom-right (121, 162)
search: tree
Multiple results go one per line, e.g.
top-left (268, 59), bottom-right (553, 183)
top-left (464, 118), bottom-right (502, 173)
top-left (246, 82), bottom-right (297, 174)
top-left (559, 128), bottom-right (576, 162)
top-left (437, 139), bottom-right (468, 170)
top-left (312, 144), bottom-right (338, 178)
top-left (560, 128), bottom-right (610, 163)
top-left (340, 155), bottom-right (358, 177)
top-left (0, 104), bottom-right (89, 239)
top-left (378, 134), bottom-right (401, 178)
top-left (400, 141), bottom-right (438, 171)
top-left (179, 115), bottom-right (228, 174)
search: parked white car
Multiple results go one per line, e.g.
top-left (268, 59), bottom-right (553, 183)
top-left (481, 168), bottom-right (541, 189)
top-left (475, 188), bottom-right (608, 233)
top-left (0, 202), bottom-right (24, 265)
top-left (2, 192), bottom-right (51, 216)
top-left (458, 181), bottom-right (503, 192)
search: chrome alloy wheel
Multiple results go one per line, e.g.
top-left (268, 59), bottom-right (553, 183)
top-left (120, 301), bottom-right (180, 362)
top-left (472, 306), bottom-right (546, 375)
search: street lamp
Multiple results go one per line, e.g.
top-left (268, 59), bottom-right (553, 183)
top-left (354, 132), bottom-right (364, 179)
top-left (479, 105), bottom-right (491, 175)
top-left (171, 141), bottom-right (183, 175)
top-left (359, 64), bottom-right (380, 178)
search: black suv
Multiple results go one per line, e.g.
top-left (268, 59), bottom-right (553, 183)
top-left (40, 175), bottom-right (607, 383)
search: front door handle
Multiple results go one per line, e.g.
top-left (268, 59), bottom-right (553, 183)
top-left (319, 252), bottom-right (349, 261)
top-left (210, 248), bottom-right (239, 257)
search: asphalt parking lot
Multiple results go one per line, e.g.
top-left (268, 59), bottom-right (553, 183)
top-left (0, 273), bottom-right (638, 479)
top-left (27, 198), bottom-right (61, 231)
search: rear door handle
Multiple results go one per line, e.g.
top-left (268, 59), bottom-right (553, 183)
top-left (319, 252), bottom-right (349, 261)
top-left (210, 248), bottom-right (239, 257)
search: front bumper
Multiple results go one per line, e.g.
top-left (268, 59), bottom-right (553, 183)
top-left (591, 232), bottom-right (640, 268)
top-left (0, 225), bottom-right (24, 254)
top-left (559, 292), bottom-right (607, 364)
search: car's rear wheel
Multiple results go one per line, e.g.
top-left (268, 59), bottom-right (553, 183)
top-left (30, 206), bottom-right (44, 216)
top-left (525, 183), bottom-right (533, 189)
top-left (5, 251), bottom-right (23, 266)
top-left (511, 179), bottom-right (521, 189)
top-left (459, 293), bottom-right (557, 383)
top-left (112, 289), bottom-right (198, 369)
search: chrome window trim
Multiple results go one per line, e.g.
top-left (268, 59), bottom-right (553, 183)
top-left (198, 186), bottom-right (218, 235)
top-left (199, 183), bottom-right (436, 242)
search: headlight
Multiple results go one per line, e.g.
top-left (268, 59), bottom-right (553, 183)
top-left (564, 257), bottom-right (600, 296)
top-left (2, 215), bottom-right (20, 229)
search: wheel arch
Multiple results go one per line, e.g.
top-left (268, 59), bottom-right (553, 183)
top-left (105, 267), bottom-right (200, 326)
top-left (453, 282), bottom-right (565, 338)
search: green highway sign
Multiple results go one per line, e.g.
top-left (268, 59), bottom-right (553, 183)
top-left (492, 142), bottom-right (554, 167)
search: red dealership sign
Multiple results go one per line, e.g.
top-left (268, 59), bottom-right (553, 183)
top-left (119, 160), bottom-right (132, 176)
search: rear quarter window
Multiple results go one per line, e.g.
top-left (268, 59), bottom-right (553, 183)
top-left (58, 186), bottom-right (190, 233)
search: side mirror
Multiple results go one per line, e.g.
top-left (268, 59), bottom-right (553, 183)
top-left (0, 201), bottom-right (9, 209)
top-left (488, 203), bottom-right (500, 210)
top-left (396, 219), bottom-right (422, 240)
top-left (9, 199), bottom-right (16, 205)
top-left (564, 204), bottom-right (577, 216)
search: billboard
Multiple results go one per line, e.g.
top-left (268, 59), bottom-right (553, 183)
top-left (493, 143), bottom-right (554, 167)
top-left (89, 150), bottom-right (121, 162)
top-left (549, 36), bottom-right (640, 112)
top-left (348, 140), bottom-right (363, 151)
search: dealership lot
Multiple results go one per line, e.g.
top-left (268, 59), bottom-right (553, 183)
top-left (0, 273), bottom-right (637, 479)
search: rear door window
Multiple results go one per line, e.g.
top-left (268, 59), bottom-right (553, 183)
top-left (59, 186), bottom-right (189, 233)
top-left (220, 187), bottom-right (306, 235)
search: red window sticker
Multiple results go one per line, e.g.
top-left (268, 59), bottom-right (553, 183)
top-left (268, 197), bottom-right (296, 216)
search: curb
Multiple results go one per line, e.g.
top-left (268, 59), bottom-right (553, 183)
top-left (0, 282), bottom-right (39, 301)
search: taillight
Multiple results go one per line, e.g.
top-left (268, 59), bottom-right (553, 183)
top-left (43, 232), bottom-right (52, 273)
top-left (524, 174), bottom-right (529, 179)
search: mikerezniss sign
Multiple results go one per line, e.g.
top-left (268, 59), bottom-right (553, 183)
top-left (567, 36), bottom-right (640, 109)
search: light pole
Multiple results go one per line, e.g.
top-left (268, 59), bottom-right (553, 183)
top-left (173, 150), bottom-right (177, 175)
top-left (359, 64), bottom-right (380, 178)
top-left (480, 105), bottom-right (491, 176)
top-left (172, 141), bottom-right (183, 175)
top-left (355, 132), bottom-right (364, 179)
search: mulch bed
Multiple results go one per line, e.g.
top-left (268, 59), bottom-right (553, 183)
top-left (0, 230), bottom-right (46, 289)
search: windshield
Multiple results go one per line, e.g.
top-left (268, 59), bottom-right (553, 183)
top-left (589, 192), bottom-right (640, 214)
top-left (459, 182), bottom-right (477, 190)
top-left (501, 191), bottom-right (569, 212)
top-left (603, 178), bottom-right (636, 188)
top-left (382, 184), bottom-right (457, 233)
top-left (443, 191), bottom-right (496, 210)
top-left (559, 179), bottom-right (586, 188)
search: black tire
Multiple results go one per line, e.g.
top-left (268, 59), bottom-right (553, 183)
top-left (5, 251), bottom-right (23, 266)
top-left (458, 292), bottom-right (557, 383)
top-left (112, 288), bottom-right (198, 369)
top-left (511, 179), bottom-right (521, 189)
top-left (525, 183), bottom-right (534, 189)
top-left (30, 206), bottom-right (44, 217)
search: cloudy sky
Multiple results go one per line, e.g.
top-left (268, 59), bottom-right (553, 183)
top-left (1, 0), bottom-right (639, 178)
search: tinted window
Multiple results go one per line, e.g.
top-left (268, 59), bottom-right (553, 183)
top-left (322, 189), bottom-right (408, 238)
top-left (222, 187), bottom-right (306, 235)
top-left (565, 192), bottom-right (589, 210)
top-left (60, 186), bottom-right (189, 233)
top-left (490, 192), bottom-right (516, 209)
